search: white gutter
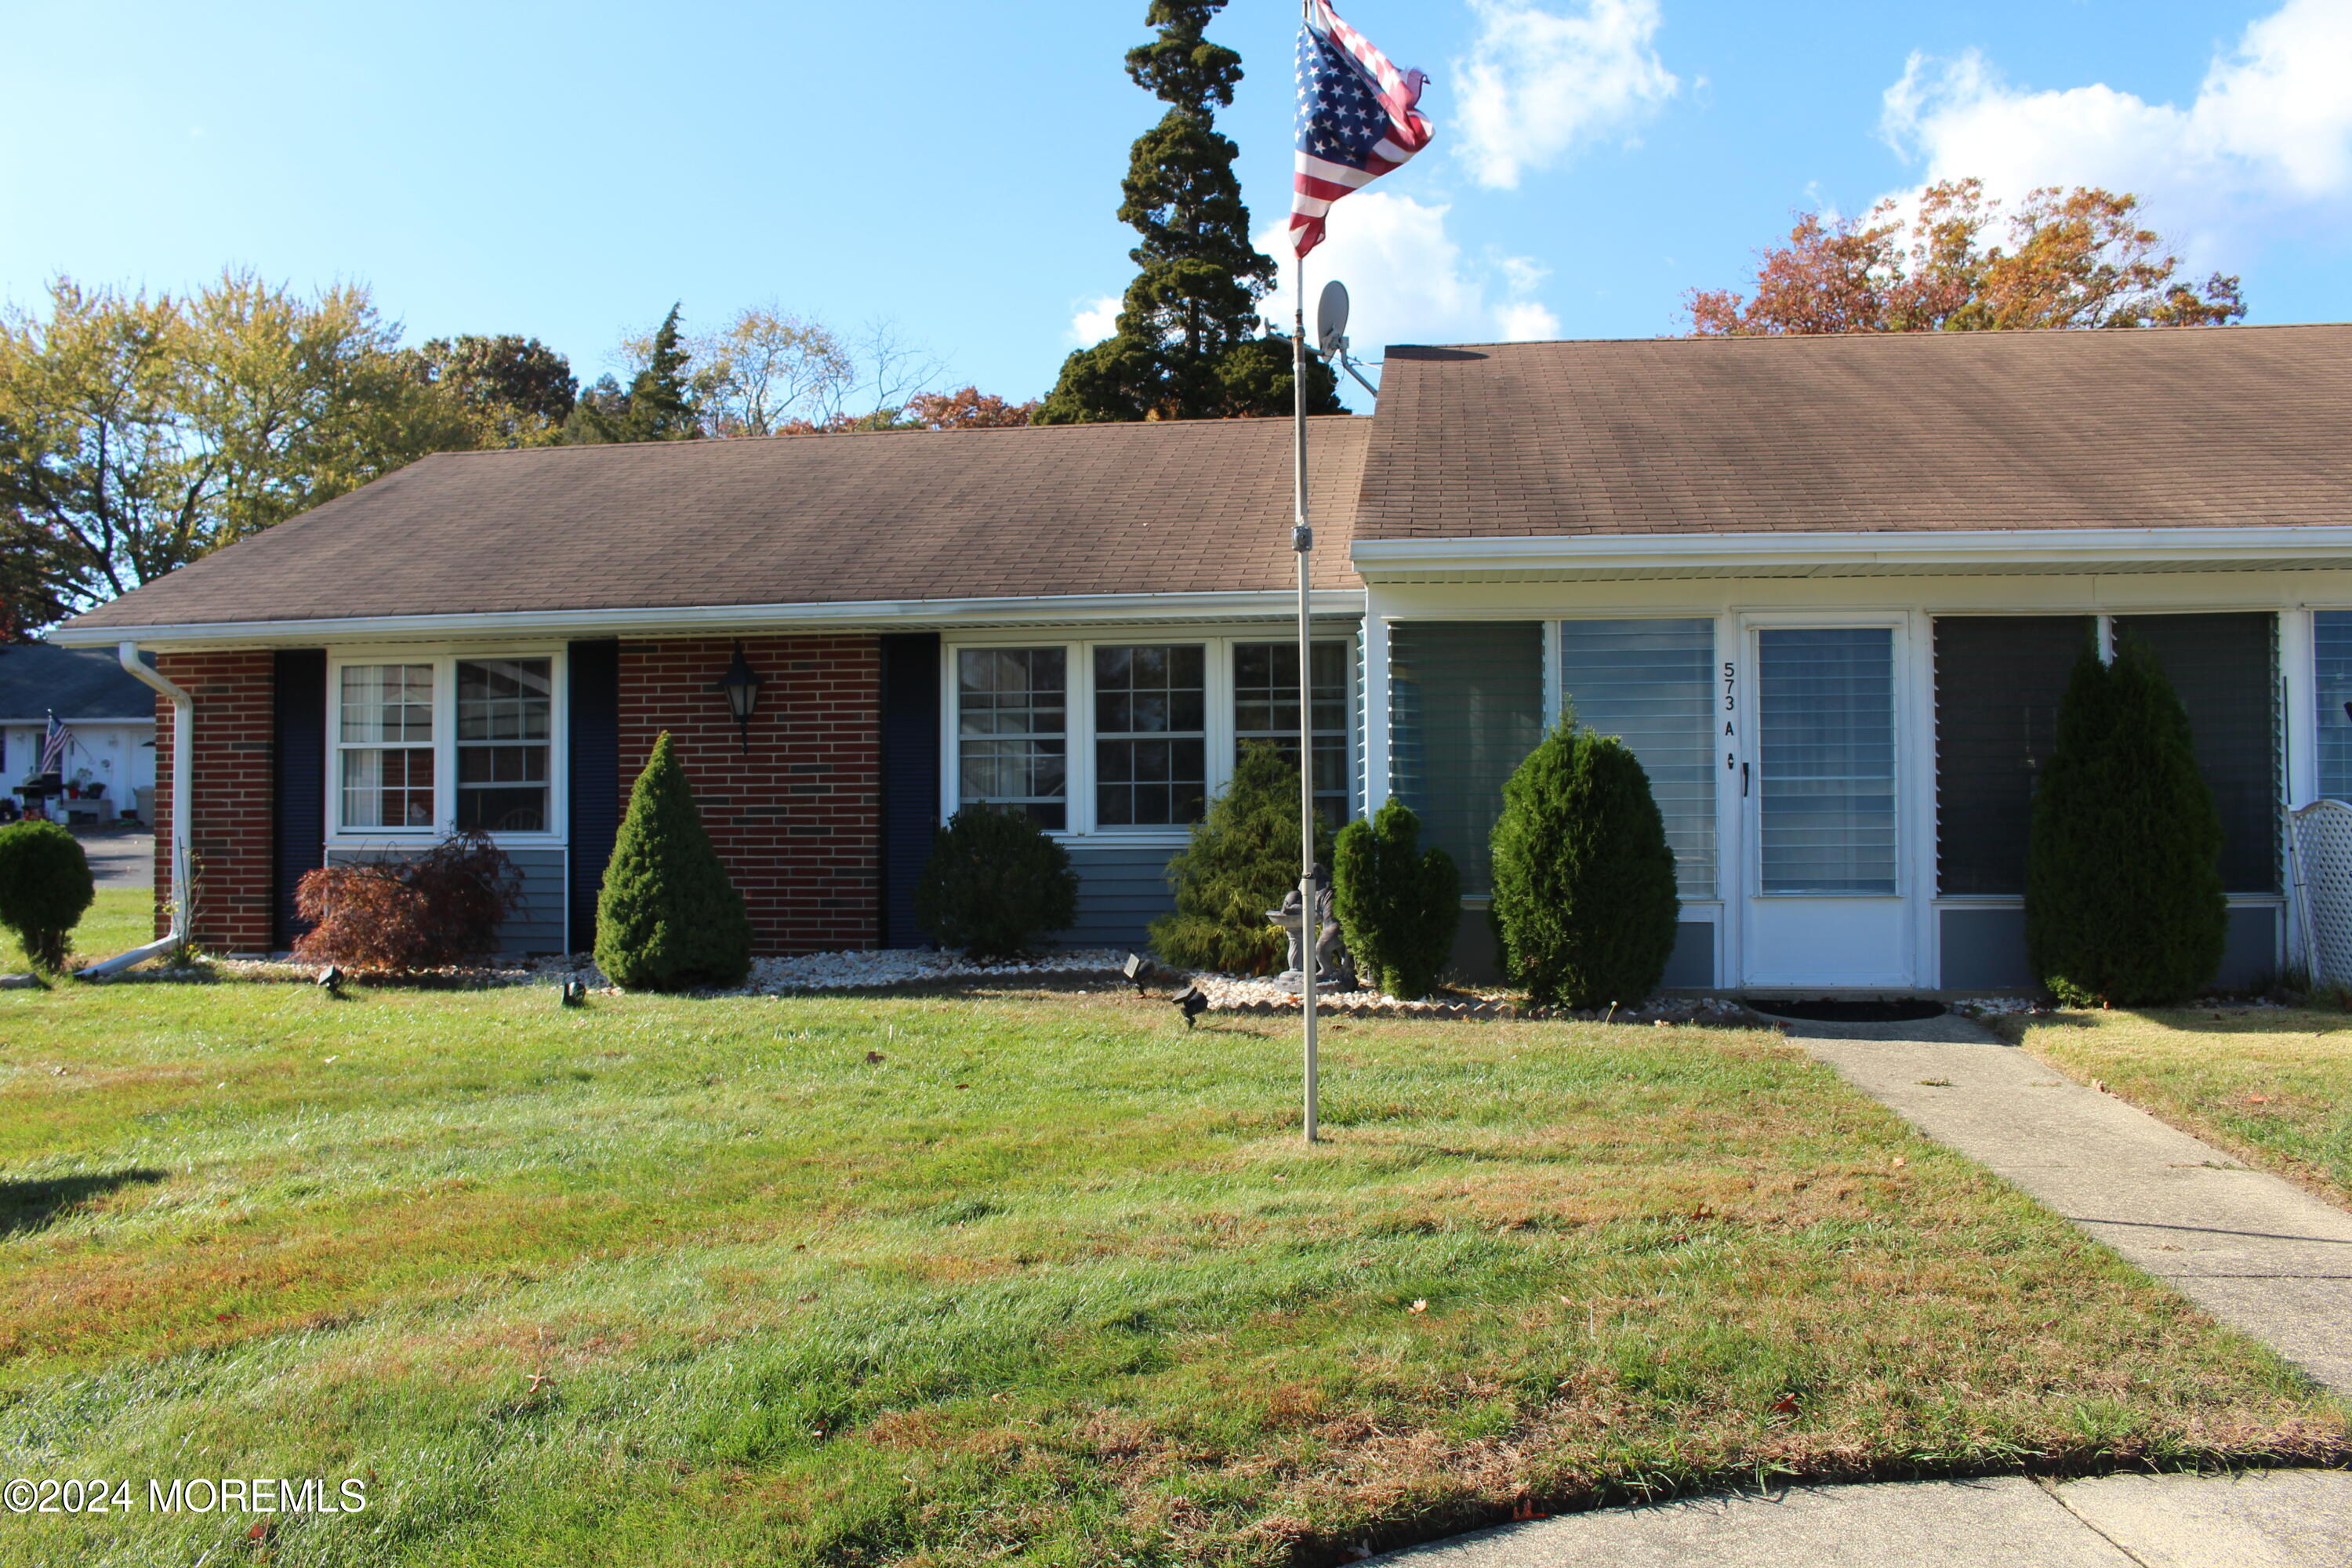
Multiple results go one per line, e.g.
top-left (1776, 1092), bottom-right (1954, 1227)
top-left (78, 644), bottom-right (191, 980)
top-left (46, 587), bottom-right (1370, 651)
top-left (1349, 525), bottom-right (2352, 579)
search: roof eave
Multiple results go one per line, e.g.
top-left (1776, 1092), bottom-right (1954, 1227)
top-left (1351, 525), bottom-right (2352, 583)
top-left (49, 587), bottom-right (1370, 652)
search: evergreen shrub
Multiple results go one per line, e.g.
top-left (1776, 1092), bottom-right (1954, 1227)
top-left (595, 732), bottom-right (754, 991)
top-left (293, 830), bottom-right (521, 972)
top-left (1489, 718), bottom-right (1680, 1009)
top-left (1151, 742), bottom-right (1333, 975)
top-left (0, 819), bottom-right (94, 972)
top-left (913, 805), bottom-right (1080, 961)
top-left (1333, 799), bottom-right (1461, 999)
top-left (2026, 635), bottom-right (2227, 1006)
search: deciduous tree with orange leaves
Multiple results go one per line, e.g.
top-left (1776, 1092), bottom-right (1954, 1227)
top-left (1686, 180), bottom-right (2246, 336)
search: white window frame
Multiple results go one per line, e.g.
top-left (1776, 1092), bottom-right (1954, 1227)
top-left (325, 645), bottom-right (569, 849)
top-left (940, 628), bottom-right (1359, 840)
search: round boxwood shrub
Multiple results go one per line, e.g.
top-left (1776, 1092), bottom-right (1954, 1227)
top-left (2026, 634), bottom-right (2226, 1007)
top-left (913, 804), bottom-right (1079, 960)
top-left (595, 732), bottom-right (754, 991)
top-left (1151, 742), bottom-right (1334, 975)
top-left (0, 819), bottom-right (95, 973)
top-left (1334, 798), bottom-right (1460, 999)
top-left (1489, 718), bottom-right (1679, 1010)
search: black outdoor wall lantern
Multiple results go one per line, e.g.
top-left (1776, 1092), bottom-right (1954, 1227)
top-left (713, 641), bottom-right (765, 754)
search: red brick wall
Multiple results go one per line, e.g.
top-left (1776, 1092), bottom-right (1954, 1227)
top-left (615, 637), bottom-right (881, 955)
top-left (151, 652), bottom-right (275, 953)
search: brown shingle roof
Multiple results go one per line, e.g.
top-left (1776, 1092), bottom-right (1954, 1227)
top-left (1357, 325), bottom-right (2352, 540)
top-left (64, 416), bottom-right (1369, 633)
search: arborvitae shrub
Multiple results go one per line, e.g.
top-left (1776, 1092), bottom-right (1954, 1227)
top-left (0, 819), bottom-right (94, 972)
top-left (292, 831), bottom-right (521, 972)
top-left (914, 805), bottom-right (1080, 960)
top-left (2026, 635), bottom-right (2226, 1006)
top-left (1151, 742), bottom-right (1334, 975)
top-left (595, 732), bottom-right (753, 991)
top-left (1333, 799), bottom-right (1460, 999)
top-left (1489, 718), bottom-right (1680, 1009)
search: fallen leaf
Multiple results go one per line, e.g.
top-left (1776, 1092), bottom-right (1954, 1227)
top-left (1770, 1392), bottom-right (1801, 1415)
top-left (1891, 1156), bottom-right (1907, 1168)
top-left (866, 1051), bottom-right (885, 1065)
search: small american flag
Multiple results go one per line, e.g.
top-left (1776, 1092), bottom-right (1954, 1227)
top-left (1289, 0), bottom-right (1434, 259)
top-left (37, 712), bottom-right (71, 775)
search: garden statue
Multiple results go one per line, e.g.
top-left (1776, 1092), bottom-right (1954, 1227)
top-left (1267, 862), bottom-right (1352, 993)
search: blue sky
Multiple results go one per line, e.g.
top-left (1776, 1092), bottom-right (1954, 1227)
top-left (3, 2), bottom-right (2346, 412)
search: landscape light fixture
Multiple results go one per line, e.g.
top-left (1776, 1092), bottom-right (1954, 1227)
top-left (713, 641), bottom-right (765, 755)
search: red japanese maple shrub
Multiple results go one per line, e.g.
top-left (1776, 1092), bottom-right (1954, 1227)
top-left (292, 831), bottom-right (522, 972)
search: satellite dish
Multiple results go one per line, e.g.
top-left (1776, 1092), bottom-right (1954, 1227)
top-left (1315, 280), bottom-right (1350, 358)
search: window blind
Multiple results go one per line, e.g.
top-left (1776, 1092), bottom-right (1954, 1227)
top-left (1758, 628), bottom-right (1896, 895)
top-left (1933, 616), bottom-right (2092, 896)
top-left (1558, 619), bottom-right (1716, 898)
top-left (2114, 613), bottom-right (2280, 895)
top-left (1388, 622), bottom-right (1545, 896)
top-left (2315, 612), bottom-right (2352, 804)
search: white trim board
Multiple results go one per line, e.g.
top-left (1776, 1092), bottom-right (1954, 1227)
top-left (1352, 527), bottom-right (2352, 583)
top-left (52, 590), bottom-right (1371, 652)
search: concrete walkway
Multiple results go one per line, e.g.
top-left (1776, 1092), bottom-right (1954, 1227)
top-left (1783, 1011), bottom-right (2352, 1396)
top-left (1380, 1011), bottom-right (2352, 1564)
top-left (1381, 1470), bottom-right (2352, 1566)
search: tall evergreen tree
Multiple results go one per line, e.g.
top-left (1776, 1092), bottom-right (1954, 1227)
top-left (1038, 2), bottom-right (1341, 423)
top-left (2025, 635), bottom-right (2227, 1006)
top-left (564, 304), bottom-right (701, 445)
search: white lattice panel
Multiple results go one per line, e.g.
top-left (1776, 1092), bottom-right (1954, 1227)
top-left (2291, 800), bottom-right (2352, 987)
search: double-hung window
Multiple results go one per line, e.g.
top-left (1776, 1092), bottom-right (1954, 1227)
top-left (456, 658), bottom-right (553, 833)
top-left (956, 648), bottom-right (1069, 829)
top-left (332, 652), bottom-right (562, 839)
top-left (1094, 644), bottom-right (1207, 828)
top-left (949, 635), bottom-right (1356, 834)
top-left (1233, 641), bottom-right (1349, 825)
top-left (339, 664), bottom-right (436, 830)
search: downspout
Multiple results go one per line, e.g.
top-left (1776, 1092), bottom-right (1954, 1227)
top-left (78, 643), bottom-right (192, 979)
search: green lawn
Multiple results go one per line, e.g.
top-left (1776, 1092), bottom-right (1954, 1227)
top-left (0, 982), bottom-right (2340, 1567)
top-left (1, 886), bottom-right (151, 975)
top-left (2000, 1006), bottom-right (2352, 1207)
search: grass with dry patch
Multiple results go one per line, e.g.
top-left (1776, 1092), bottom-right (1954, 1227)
top-left (0, 980), bottom-right (2342, 1566)
top-left (1998, 1005), bottom-right (2352, 1205)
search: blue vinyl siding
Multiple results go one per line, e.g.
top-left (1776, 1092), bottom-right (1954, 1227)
top-left (1056, 841), bottom-right (1180, 949)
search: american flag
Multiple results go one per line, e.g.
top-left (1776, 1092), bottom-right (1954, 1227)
top-left (1289, 0), bottom-right (1434, 260)
top-left (37, 712), bottom-right (71, 775)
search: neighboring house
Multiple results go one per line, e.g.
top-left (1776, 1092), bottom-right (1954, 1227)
top-left (0, 642), bottom-right (158, 825)
top-left (49, 324), bottom-right (2352, 993)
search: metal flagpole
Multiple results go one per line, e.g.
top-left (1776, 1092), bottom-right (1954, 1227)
top-left (1294, 252), bottom-right (1319, 1145)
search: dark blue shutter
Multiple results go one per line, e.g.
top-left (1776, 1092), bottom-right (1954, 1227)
top-left (568, 641), bottom-right (622, 953)
top-left (272, 650), bottom-right (327, 951)
top-left (879, 633), bottom-right (942, 947)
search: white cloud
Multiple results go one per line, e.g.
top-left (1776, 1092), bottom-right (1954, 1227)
top-left (1454, 0), bottom-right (1679, 191)
top-left (1879, 0), bottom-right (2352, 267)
top-left (1067, 294), bottom-right (1120, 345)
top-left (1257, 193), bottom-right (1560, 366)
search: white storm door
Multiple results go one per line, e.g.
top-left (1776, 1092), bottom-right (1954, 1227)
top-left (1743, 624), bottom-right (1911, 987)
